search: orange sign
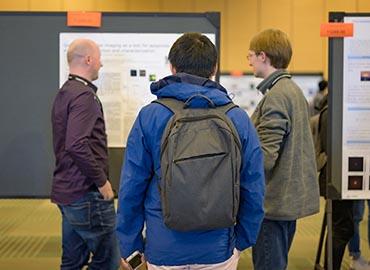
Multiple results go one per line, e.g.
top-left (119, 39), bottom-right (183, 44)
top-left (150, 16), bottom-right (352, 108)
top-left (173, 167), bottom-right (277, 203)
top-left (67, 12), bottom-right (101, 28)
top-left (320, 23), bottom-right (353, 37)
top-left (230, 70), bottom-right (244, 77)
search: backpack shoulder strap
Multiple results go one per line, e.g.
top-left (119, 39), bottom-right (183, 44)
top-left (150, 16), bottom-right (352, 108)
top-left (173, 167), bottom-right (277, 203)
top-left (212, 102), bottom-right (239, 122)
top-left (216, 102), bottom-right (238, 115)
top-left (215, 102), bottom-right (242, 148)
top-left (153, 98), bottom-right (238, 115)
top-left (152, 98), bottom-right (184, 115)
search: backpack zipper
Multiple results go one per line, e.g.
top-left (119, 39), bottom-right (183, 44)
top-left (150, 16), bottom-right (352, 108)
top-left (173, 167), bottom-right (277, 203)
top-left (174, 152), bottom-right (226, 163)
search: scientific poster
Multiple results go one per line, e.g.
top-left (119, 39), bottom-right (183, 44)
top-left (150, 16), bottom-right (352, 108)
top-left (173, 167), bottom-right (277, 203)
top-left (342, 17), bottom-right (370, 198)
top-left (60, 33), bottom-right (215, 147)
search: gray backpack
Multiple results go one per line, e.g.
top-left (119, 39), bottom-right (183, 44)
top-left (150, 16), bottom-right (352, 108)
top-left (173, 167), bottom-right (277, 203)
top-left (154, 94), bottom-right (242, 231)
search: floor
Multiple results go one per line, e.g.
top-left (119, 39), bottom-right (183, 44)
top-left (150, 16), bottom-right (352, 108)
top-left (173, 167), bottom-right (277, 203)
top-left (0, 199), bottom-right (368, 269)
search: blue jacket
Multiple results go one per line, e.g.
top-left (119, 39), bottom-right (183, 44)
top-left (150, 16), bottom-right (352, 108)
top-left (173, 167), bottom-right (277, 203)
top-left (116, 73), bottom-right (265, 266)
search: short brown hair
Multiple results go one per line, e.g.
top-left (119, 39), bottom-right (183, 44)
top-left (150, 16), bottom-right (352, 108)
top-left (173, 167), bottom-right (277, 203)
top-left (249, 29), bottom-right (292, 69)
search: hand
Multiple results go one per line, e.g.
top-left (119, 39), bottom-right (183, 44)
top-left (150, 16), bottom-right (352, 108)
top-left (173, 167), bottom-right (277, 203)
top-left (98, 180), bottom-right (114, 200)
top-left (120, 258), bottom-right (147, 270)
top-left (120, 255), bottom-right (147, 270)
top-left (120, 258), bottom-right (132, 270)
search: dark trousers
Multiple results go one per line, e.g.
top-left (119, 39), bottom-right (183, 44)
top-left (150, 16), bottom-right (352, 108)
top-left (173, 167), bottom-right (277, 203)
top-left (325, 200), bottom-right (354, 270)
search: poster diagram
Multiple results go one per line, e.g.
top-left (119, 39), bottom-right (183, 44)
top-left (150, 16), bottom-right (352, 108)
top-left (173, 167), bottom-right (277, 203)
top-left (342, 17), bottom-right (370, 198)
top-left (60, 33), bottom-right (215, 147)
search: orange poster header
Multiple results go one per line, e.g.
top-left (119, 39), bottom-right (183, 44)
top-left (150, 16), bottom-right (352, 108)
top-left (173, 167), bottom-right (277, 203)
top-left (67, 12), bottom-right (101, 28)
top-left (320, 23), bottom-right (353, 37)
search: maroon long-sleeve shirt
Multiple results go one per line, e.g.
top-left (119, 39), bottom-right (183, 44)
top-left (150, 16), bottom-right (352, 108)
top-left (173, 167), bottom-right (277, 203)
top-left (51, 74), bottom-right (108, 205)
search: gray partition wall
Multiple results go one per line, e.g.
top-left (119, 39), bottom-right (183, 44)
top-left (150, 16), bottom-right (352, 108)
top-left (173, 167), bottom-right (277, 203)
top-left (327, 12), bottom-right (344, 199)
top-left (0, 12), bottom-right (220, 197)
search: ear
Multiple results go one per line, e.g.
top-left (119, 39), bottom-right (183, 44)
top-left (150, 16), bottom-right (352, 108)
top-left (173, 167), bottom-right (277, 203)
top-left (259, 51), bottom-right (272, 66)
top-left (259, 51), bottom-right (267, 62)
top-left (85, 55), bottom-right (92, 65)
top-left (170, 64), bottom-right (177, 75)
top-left (210, 64), bottom-right (218, 78)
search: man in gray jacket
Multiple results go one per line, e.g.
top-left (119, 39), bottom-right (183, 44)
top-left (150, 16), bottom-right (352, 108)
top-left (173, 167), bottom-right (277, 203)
top-left (247, 28), bottom-right (320, 270)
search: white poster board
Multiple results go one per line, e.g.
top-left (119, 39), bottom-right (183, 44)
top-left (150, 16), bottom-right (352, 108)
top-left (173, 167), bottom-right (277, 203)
top-left (60, 33), bottom-right (216, 147)
top-left (219, 75), bottom-right (263, 116)
top-left (220, 73), bottom-right (322, 116)
top-left (341, 17), bottom-right (370, 198)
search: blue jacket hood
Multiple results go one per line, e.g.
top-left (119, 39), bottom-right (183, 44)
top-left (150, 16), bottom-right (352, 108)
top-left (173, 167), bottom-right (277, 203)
top-left (150, 73), bottom-right (232, 107)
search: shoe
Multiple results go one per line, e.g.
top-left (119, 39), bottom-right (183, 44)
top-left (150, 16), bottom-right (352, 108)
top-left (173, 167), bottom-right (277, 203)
top-left (350, 256), bottom-right (370, 270)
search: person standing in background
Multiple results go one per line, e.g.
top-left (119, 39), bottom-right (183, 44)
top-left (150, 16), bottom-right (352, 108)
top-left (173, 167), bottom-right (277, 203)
top-left (309, 79), bottom-right (328, 116)
top-left (348, 200), bottom-right (370, 270)
top-left (248, 28), bottom-right (320, 270)
top-left (313, 93), bottom-right (354, 270)
top-left (51, 38), bottom-right (119, 270)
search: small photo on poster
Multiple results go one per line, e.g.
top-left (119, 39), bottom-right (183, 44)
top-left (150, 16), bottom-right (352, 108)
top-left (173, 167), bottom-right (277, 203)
top-left (130, 70), bottom-right (137, 77)
top-left (360, 71), bottom-right (370, 81)
top-left (348, 157), bottom-right (364, 172)
top-left (348, 175), bottom-right (363, 190)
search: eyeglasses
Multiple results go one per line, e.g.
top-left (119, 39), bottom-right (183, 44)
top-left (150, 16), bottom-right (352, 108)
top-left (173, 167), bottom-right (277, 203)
top-left (247, 52), bottom-right (260, 60)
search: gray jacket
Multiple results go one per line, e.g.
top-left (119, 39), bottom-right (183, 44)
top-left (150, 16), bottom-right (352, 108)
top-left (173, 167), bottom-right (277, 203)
top-left (251, 73), bottom-right (320, 220)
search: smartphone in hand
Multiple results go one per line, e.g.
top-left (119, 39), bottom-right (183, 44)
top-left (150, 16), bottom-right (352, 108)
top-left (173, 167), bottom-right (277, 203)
top-left (127, 251), bottom-right (144, 270)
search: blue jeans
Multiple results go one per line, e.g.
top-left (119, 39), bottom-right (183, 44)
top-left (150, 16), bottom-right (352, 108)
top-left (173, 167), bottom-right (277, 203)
top-left (58, 191), bottom-right (120, 270)
top-left (252, 219), bottom-right (296, 270)
top-left (348, 200), bottom-right (370, 258)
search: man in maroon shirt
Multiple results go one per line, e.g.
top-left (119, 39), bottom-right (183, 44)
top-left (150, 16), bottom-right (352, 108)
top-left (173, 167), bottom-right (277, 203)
top-left (51, 38), bottom-right (119, 270)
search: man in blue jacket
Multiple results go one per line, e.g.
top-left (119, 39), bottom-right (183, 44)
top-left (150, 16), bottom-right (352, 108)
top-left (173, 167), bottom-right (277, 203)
top-left (117, 32), bottom-right (265, 270)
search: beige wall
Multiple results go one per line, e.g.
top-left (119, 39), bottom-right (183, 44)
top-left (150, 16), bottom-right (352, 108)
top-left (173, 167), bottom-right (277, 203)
top-left (1, 0), bottom-right (370, 75)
